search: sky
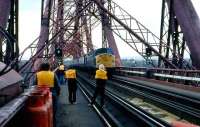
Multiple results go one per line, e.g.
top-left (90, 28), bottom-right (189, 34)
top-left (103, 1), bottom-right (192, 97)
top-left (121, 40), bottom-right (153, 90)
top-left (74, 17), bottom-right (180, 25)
top-left (19, 0), bottom-right (200, 59)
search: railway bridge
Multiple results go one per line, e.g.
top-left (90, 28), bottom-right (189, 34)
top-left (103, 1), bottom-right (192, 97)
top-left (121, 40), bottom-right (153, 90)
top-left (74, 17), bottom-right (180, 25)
top-left (0, 0), bottom-right (200, 127)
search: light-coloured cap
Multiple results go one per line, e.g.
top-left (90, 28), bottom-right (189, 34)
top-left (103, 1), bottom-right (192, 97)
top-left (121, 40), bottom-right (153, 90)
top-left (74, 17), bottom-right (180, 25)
top-left (59, 65), bottom-right (64, 70)
top-left (99, 64), bottom-right (105, 70)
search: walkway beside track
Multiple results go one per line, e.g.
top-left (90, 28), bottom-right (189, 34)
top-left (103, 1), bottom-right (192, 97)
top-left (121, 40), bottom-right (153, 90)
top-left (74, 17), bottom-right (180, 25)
top-left (56, 83), bottom-right (104, 127)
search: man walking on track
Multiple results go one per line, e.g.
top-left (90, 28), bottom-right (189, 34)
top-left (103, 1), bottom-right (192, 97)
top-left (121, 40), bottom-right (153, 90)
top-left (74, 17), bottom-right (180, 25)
top-left (65, 67), bottom-right (77, 104)
top-left (35, 62), bottom-right (60, 127)
top-left (55, 64), bottom-right (65, 85)
top-left (89, 64), bottom-right (108, 107)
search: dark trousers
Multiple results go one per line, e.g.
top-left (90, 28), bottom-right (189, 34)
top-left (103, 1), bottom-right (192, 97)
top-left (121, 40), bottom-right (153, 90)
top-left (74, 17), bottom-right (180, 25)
top-left (58, 75), bottom-right (65, 85)
top-left (68, 79), bottom-right (77, 104)
top-left (91, 79), bottom-right (106, 106)
top-left (52, 94), bottom-right (58, 127)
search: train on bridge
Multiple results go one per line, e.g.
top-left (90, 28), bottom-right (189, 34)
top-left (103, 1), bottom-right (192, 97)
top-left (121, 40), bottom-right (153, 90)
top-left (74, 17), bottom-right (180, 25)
top-left (1, 0), bottom-right (200, 126)
top-left (72, 48), bottom-right (115, 68)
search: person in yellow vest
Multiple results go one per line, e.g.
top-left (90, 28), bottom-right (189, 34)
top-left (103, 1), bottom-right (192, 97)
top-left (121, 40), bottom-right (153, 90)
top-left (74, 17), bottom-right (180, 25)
top-left (35, 63), bottom-right (60, 127)
top-left (55, 64), bottom-right (65, 85)
top-left (89, 64), bottom-right (108, 107)
top-left (65, 67), bottom-right (77, 104)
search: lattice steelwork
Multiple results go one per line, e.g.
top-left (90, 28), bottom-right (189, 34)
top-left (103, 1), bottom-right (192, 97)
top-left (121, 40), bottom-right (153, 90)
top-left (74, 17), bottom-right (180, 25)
top-left (0, 0), bottom-right (19, 68)
top-left (2, 0), bottom-right (200, 85)
top-left (161, 0), bottom-right (200, 69)
top-left (90, 0), bottom-right (177, 68)
top-left (16, 0), bottom-right (98, 84)
top-left (159, 0), bottom-right (193, 69)
top-left (9, 0), bottom-right (179, 79)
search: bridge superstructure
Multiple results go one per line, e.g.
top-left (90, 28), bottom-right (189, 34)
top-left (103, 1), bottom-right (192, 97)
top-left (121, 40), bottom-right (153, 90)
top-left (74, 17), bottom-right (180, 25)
top-left (1, 0), bottom-right (200, 72)
top-left (1, 0), bottom-right (200, 127)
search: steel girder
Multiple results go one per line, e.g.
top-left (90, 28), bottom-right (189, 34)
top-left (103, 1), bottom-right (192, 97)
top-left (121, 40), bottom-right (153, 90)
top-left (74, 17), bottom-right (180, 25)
top-left (0, 0), bottom-right (18, 69)
top-left (90, 0), bottom-right (177, 68)
top-left (159, 0), bottom-right (192, 69)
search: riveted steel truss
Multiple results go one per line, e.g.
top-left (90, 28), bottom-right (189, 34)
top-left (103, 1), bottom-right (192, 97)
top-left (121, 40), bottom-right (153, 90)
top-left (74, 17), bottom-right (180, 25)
top-left (159, 0), bottom-right (191, 69)
top-left (0, 0), bottom-right (19, 69)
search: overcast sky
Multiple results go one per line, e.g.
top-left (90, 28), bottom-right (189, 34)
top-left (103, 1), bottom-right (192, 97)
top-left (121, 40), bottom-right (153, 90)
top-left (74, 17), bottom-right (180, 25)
top-left (19, 0), bottom-right (200, 59)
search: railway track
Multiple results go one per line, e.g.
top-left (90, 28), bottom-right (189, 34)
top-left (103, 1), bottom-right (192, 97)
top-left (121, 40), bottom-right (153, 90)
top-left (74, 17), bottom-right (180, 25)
top-left (77, 73), bottom-right (171, 127)
top-left (110, 75), bottom-right (200, 125)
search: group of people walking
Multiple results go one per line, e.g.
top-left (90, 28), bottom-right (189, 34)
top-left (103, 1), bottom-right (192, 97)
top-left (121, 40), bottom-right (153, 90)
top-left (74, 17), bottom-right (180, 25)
top-left (34, 62), bottom-right (108, 127)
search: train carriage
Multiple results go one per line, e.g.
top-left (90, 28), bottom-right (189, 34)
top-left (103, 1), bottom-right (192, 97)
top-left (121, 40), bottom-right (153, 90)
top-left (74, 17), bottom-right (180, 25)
top-left (71, 48), bottom-right (115, 69)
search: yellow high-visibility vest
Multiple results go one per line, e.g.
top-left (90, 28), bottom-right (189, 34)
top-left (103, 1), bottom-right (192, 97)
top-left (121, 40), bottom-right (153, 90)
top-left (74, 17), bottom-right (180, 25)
top-left (65, 69), bottom-right (76, 79)
top-left (95, 69), bottom-right (108, 80)
top-left (36, 71), bottom-right (54, 87)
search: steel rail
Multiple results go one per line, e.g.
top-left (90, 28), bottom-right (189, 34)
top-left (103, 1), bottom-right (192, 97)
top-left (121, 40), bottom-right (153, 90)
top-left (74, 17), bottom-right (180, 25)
top-left (111, 76), bottom-right (200, 125)
top-left (77, 79), bottom-right (116, 127)
top-left (77, 72), bottom-right (170, 127)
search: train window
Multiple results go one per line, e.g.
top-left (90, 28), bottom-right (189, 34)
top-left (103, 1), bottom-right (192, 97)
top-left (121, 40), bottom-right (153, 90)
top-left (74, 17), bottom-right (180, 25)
top-left (95, 48), bottom-right (114, 56)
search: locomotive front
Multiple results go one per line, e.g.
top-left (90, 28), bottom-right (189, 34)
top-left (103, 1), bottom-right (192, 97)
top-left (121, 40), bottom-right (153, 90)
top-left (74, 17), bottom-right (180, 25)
top-left (95, 48), bottom-right (115, 68)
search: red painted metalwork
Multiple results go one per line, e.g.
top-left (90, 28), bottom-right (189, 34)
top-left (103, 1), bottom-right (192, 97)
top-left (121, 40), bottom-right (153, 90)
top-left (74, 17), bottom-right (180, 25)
top-left (55, 0), bottom-right (64, 48)
top-left (0, 0), bottom-right (10, 29)
top-left (34, 0), bottom-right (53, 71)
top-left (91, 0), bottom-right (177, 68)
top-left (171, 121), bottom-right (199, 127)
top-left (0, 0), bottom-right (11, 61)
top-left (97, 0), bottom-right (122, 66)
top-left (159, 0), bottom-right (200, 69)
top-left (168, 0), bottom-right (200, 69)
top-left (1, 0), bottom-right (200, 126)
top-left (26, 88), bottom-right (52, 127)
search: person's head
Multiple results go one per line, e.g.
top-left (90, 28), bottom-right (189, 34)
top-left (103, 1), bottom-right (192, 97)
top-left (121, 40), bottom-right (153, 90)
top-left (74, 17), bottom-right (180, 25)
top-left (99, 64), bottom-right (105, 71)
top-left (59, 65), bottom-right (65, 70)
top-left (39, 63), bottom-right (50, 71)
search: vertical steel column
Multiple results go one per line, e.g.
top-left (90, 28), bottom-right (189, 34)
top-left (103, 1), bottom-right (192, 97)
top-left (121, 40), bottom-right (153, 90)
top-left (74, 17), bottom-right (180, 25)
top-left (102, 0), bottom-right (111, 48)
top-left (178, 37), bottom-right (185, 68)
top-left (45, 0), bottom-right (52, 57)
top-left (172, 18), bottom-right (178, 66)
top-left (6, 0), bottom-right (19, 66)
top-left (73, 0), bottom-right (83, 58)
top-left (172, 0), bottom-right (200, 69)
top-left (34, 0), bottom-right (53, 70)
top-left (163, 0), bottom-right (200, 69)
top-left (15, 0), bottom-right (19, 69)
top-left (165, 0), bottom-right (173, 64)
top-left (158, 0), bottom-right (166, 67)
top-left (37, 0), bottom-right (52, 55)
top-left (98, 0), bottom-right (122, 66)
top-left (160, 0), bottom-right (185, 68)
top-left (55, 0), bottom-right (64, 65)
top-left (0, 0), bottom-right (11, 61)
top-left (41, 0), bottom-right (45, 19)
top-left (83, 17), bottom-right (93, 53)
top-left (81, 1), bottom-right (93, 53)
top-left (56, 0), bottom-right (64, 48)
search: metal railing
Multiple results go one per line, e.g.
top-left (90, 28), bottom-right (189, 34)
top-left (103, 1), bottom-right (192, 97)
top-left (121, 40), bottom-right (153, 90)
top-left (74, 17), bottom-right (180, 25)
top-left (114, 67), bottom-right (200, 85)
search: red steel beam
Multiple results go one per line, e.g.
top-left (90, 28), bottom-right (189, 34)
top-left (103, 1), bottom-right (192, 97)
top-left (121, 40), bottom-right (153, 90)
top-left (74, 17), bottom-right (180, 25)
top-left (169, 0), bottom-right (200, 69)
